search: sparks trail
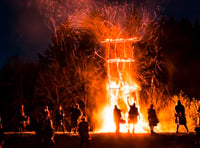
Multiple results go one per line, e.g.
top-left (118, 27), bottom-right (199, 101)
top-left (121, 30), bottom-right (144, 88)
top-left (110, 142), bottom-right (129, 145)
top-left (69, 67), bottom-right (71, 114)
top-left (38, 0), bottom-right (198, 134)
top-left (39, 0), bottom-right (162, 133)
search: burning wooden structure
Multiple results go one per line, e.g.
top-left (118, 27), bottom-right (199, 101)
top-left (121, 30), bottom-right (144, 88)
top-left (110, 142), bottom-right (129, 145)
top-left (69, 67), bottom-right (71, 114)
top-left (99, 37), bottom-right (148, 133)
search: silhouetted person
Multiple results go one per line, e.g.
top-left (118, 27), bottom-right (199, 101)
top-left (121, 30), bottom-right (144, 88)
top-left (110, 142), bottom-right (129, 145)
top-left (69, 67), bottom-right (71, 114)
top-left (55, 105), bottom-right (65, 132)
top-left (0, 113), bottom-right (4, 148)
top-left (35, 112), bottom-right (44, 148)
top-left (78, 117), bottom-right (89, 148)
top-left (197, 106), bottom-right (200, 126)
top-left (44, 105), bottom-right (50, 115)
top-left (195, 106), bottom-right (200, 137)
top-left (71, 104), bottom-right (81, 134)
top-left (43, 110), bottom-right (55, 148)
top-left (19, 104), bottom-right (28, 132)
top-left (148, 104), bottom-right (159, 134)
top-left (175, 100), bottom-right (188, 133)
top-left (128, 103), bottom-right (139, 133)
top-left (113, 105), bottom-right (121, 133)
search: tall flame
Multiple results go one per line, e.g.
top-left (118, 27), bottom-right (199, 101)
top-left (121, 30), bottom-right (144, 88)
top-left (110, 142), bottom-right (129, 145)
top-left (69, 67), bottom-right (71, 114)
top-left (98, 38), bottom-right (149, 133)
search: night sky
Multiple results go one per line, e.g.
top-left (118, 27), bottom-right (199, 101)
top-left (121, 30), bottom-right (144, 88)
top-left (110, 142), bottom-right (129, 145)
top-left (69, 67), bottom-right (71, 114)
top-left (0, 0), bottom-right (200, 97)
top-left (0, 0), bottom-right (51, 67)
top-left (166, 0), bottom-right (200, 21)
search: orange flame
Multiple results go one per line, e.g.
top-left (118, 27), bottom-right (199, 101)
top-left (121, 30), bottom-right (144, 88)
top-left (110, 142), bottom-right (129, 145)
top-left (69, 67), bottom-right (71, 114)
top-left (101, 37), bottom-right (141, 43)
top-left (98, 38), bottom-right (149, 133)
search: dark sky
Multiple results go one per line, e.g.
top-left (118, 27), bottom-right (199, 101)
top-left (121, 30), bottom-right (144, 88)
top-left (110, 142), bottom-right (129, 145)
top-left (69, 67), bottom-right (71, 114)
top-left (0, 0), bottom-right (200, 67)
top-left (165, 0), bottom-right (200, 21)
top-left (0, 0), bottom-right (200, 97)
top-left (0, 0), bottom-right (51, 67)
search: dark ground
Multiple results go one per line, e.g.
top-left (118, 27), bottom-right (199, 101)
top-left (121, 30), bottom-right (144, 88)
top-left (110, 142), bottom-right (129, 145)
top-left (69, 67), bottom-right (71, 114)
top-left (2, 132), bottom-right (200, 148)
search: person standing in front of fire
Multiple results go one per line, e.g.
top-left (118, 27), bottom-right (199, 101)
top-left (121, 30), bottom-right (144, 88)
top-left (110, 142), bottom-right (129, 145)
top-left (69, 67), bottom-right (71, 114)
top-left (197, 106), bottom-right (200, 126)
top-left (175, 100), bottom-right (189, 133)
top-left (127, 96), bottom-right (140, 133)
top-left (71, 104), bottom-right (81, 134)
top-left (148, 104), bottom-right (159, 134)
top-left (113, 105), bottom-right (122, 133)
top-left (78, 116), bottom-right (89, 148)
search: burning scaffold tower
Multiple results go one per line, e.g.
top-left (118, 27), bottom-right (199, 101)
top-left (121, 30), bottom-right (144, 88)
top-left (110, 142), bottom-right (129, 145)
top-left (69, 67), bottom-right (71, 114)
top-left (100, 37), bottom-right (149, 133)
